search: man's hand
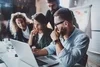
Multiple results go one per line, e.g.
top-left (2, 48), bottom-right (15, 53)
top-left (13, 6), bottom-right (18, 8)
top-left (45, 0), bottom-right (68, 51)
top-left (32, 48), bottom-right (40, 56)
top-left (50, 30), bottom-right (60, 41)
top-left (32, 48), bottom-right (48, 56)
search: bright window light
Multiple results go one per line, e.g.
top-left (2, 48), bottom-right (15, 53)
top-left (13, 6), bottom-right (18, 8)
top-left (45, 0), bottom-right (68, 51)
top-left (60, 0), bottom-right (70, 8)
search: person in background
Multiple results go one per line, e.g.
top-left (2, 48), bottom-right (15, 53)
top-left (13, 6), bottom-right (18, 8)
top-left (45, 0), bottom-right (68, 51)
top-left (0, 21), bottom-right (7, 41)
top-left (32, 8), bottom-right (89, 67)
top-left (0, 14), bottom-right (8, 41)
top-left (46, 0), bottom-right (61, 29)
top-left (28, 13), bottom-right (52, 49)
top-left (46, 0), bottom-right (79, 29)
top-left (9, 12), bottom-right (33, 43)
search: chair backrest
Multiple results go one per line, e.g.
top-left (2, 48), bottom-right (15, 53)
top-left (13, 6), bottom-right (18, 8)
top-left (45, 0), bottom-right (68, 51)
top-left (77, 54), bottom-right (88, 66)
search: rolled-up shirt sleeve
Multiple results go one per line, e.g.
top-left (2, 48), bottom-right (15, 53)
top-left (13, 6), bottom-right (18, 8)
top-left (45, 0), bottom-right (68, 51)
top-left (57, 48), bottom-right (68, 58)
top-left (45, 41), bottom-right (56, 55)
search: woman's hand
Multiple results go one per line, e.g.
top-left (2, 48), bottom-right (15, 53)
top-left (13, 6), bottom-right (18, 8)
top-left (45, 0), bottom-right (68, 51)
top-left (30, 29), bottom-right (38, 37)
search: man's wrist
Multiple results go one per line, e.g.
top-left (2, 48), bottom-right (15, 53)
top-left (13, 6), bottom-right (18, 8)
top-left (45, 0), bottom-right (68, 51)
top-left (54, 39), bottom-right (60, 43)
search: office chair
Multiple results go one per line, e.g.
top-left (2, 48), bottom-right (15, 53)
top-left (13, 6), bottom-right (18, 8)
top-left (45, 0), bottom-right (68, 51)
top-left (77, 54), bottom-right (88, 67)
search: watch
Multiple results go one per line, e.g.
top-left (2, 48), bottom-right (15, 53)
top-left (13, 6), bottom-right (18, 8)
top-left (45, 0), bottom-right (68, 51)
top-left (54, 39), bottom-right (60, 43)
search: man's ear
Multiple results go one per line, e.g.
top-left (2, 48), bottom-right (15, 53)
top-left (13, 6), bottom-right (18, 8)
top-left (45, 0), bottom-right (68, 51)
top-left (64, 21), bottom-right (68, 27)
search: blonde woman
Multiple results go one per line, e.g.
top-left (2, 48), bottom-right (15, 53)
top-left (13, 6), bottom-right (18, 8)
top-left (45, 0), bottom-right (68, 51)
top-left (9, 12), bottom-right (33, 42)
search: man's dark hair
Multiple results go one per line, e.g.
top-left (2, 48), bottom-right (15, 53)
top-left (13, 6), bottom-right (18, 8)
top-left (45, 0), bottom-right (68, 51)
top-left (54, 8), bottom-right (73, 23)
top-left (46, 0), bottom-right (59, 4)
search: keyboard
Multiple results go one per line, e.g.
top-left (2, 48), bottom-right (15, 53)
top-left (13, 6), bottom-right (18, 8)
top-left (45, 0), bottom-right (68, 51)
top-left (36, 58), bottom-right (47, 66)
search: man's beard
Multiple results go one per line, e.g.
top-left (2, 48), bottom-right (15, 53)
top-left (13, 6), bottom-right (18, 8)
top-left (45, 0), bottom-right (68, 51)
top-left (60, 28), bottom-right (67, 36)
top-left (51, 8), bottom-right (58, 14)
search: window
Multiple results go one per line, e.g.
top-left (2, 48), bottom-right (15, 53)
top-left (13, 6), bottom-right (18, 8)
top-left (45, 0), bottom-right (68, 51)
top-left (60, 0), bottom-right (70, 8)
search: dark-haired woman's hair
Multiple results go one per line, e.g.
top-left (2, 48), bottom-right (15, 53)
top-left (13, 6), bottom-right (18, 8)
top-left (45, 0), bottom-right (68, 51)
top-left (32, 13), bottom-right (49, 32)
top-left (33, 13), bottom-right (47, 25)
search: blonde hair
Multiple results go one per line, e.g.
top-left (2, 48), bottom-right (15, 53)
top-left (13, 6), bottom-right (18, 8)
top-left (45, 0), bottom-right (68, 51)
top-left (10, 12), bottom-right (32, 35)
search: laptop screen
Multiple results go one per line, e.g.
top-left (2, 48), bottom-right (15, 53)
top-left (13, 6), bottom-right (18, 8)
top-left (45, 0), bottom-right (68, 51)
top-left (10, 39), bottom-right (39, 67)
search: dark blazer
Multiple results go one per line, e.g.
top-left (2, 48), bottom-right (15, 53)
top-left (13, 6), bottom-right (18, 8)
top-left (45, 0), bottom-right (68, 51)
top-left (32, 28), bottom-right (52, 49)
top-left (46, 6), bottom-right (62, 29)
top-left (14, 24), bottom-right (33, 43)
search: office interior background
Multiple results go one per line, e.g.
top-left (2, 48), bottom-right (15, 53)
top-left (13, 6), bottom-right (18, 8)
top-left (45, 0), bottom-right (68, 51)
top-left (0, 0), bottom-right (100, 67)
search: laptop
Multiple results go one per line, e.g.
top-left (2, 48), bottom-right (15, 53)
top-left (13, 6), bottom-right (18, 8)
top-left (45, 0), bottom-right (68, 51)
top-left (10, 39), bottom-right (59, 67)
top-left (10, 39), bottom-right (47, 67)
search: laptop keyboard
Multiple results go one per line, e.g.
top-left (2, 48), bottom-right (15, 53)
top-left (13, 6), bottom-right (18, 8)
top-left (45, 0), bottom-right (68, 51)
top-left (36, 59), bottom-right (47, 66)
top-left (0, 59), bottom-right (4, 63)
top-left (46, 56), bottom-right (57, 60)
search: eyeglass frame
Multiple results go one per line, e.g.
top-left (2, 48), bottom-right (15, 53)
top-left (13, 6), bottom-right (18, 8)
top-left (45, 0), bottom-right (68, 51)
top-left (54, 20), bottom-right (65, 26)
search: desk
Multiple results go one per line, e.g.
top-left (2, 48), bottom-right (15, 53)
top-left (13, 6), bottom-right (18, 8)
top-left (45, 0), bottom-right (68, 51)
top-left (0, 54), bottom-right (84, 67)
top-left (0, 51), bottom-right (64, 67)
top-left (36, 55), bottom-right (64, 67)
top-left (0, 40), bottom-right (64, 67)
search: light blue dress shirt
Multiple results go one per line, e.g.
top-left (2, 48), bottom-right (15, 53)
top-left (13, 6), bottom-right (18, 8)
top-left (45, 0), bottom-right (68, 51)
top-left (45, 28), bottom-right (90, 67)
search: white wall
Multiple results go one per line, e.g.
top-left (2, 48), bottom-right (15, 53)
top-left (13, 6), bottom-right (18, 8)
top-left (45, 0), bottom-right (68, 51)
top-left (87, 0), bottom-right (100, 30)
top-left (84, 0), bottom-right (100, 54)
top-left (69, 0), bottom-right (100, 54)
top-left (36, 0), bottom-right (48, 15)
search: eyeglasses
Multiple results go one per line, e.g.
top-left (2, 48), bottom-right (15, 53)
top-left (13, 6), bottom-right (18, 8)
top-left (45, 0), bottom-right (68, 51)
top-left (54, 21), bottom-right (64, 26)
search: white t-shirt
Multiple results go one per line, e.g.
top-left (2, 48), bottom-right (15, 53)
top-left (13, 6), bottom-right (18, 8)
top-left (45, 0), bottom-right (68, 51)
top-left (38, 33), bottom-right (43, 43)
top-left (22, 26), bottom-right (30, 39)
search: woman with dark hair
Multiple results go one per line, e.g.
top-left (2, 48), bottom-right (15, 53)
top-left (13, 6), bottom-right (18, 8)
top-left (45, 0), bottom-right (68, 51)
top-left (10, 12), bottom-right (33, 42)
top-left (28, 13), bottom-right (52, 49)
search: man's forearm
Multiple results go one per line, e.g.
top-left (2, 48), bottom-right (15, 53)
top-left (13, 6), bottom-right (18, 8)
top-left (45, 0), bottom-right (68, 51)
top-left (55, 39), bottom-right (64, 55)
top-left (34, 48), bottom-right (48, 56)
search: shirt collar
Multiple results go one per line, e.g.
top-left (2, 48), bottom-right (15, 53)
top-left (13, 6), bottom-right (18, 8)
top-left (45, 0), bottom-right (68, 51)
top-left (65, 27), bottom-right (77, 42)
